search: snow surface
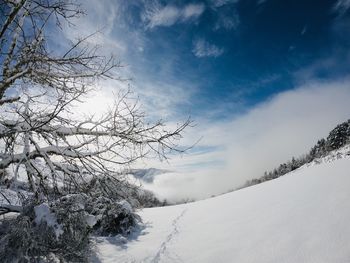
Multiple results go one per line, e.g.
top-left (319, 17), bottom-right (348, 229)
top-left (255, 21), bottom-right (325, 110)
top-left (85, 214), bottom-right (98, 228)
top-left (94, 149), bottom-right (350, 263)
top-left (34, 203), bottom-right (63, 238)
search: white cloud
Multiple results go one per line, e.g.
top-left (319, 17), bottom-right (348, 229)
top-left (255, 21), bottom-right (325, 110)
top-left (210, 0), bottom-right (239, 8)
top-left (72, 76), bottom-right (195, 122)
top-left (214, 10), bottom-right (240, 30)
top-left (209, 0), bottom-right (240, 30)
top-left (144, 3), bottom-right (205, 29)
top-left (333, 0), bottom-right (350, 16)
top-left (183, 4), bottom-right (206, 19)
top-left (145, 5), bottom-right (181, 28)
top-left (59, 0), bottom-right (198, 123)
top-left (301, 25), bottom-right (307, 35)
top-left (61, 0), bottom-right (126, 55)
top-left (257, 0), bottom-right (267, 5)
top-left (134, 80), bottom-right (196, 118)
top-left (143, 78), bottom-right (350, 202)
top-left (192, 39), bottom-right (225, 57)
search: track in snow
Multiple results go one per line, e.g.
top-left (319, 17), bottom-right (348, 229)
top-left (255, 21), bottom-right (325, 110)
top-left (151, 208), bottom-right (187, 263)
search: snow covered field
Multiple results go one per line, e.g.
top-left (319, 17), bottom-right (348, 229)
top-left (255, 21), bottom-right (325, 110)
top-left (94, 149), bottom-right (350, 263)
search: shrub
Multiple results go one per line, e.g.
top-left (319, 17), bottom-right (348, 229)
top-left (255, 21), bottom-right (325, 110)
top-left (0, 194), bottom-right (141, 262)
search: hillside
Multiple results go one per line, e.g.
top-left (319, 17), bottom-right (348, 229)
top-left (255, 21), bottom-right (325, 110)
top-left (94, 146), bottom-right (350, 263)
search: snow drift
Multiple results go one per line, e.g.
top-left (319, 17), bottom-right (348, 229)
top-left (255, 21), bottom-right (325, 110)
top-left (94, 146), bottom-right (350, 262)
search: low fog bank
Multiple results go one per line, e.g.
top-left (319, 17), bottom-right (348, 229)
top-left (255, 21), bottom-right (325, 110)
top-left (143, 79), bottom-right (350, 202)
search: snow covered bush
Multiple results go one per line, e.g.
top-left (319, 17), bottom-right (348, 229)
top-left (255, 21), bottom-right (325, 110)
top-left (0, 198), bottom-right (90, 262)
top-left (326, 119), bottom-right (350, 151)
top-left (86, 196), bottom-right (140, 236)
top-left (54, 193), bottom-right (141, 236)
top-left (0, 194), bottom-right (141, 262)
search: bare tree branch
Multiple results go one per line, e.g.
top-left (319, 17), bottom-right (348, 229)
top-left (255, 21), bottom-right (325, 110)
top-left (0, 0), bottom-right (191, 200)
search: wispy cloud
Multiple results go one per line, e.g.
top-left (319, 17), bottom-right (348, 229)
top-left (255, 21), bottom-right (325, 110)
top-left (61, 0), bottom-right (126, 54)
top-left (192, 39), bottom-right (225, 58)
top-left (301, 25), bottom-right (307, 35)
top-left (183, 4), bottom-right (206, 19)
top-left (214, 10), bottom-right (240, 30)
top-left (210, 0), bottom-right (239, 8)
top-left (60, 0), bottom-right (197, 120)
top-left (257, 0), bottom-right (267, 5)
top-left (333, 0), bottom-right (350, 16)
top-left (143, 3), bottom-right (205, 29)
top-left (208, 0), bottom-right (240, 31)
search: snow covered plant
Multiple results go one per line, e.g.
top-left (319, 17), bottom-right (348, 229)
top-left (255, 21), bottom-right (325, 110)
top-left (0, 0), bottom-right (190, 261)
top-left (0, 194), bottom-right (140, 262)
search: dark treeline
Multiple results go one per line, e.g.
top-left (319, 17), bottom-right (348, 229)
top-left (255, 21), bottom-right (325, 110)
top-left (242, 119), bottom-right (350, 188)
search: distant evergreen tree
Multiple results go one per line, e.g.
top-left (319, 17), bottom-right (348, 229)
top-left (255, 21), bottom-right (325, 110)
top-left (309, 138), bottom-right (327, 159)
top-left (242, 119), bottom-right (350, 189)
top-left (326, 120), bottom-right (350, 151)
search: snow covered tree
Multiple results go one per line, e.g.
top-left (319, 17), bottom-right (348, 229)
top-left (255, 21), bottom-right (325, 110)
top-left (0, 1), bottom-right (191, 261)
top-left (309, 138), bottom-right (327, 159)
top-left (0, 0), bottom-right (190, 208)
top-left (325, 120), bottom-right (350, 151)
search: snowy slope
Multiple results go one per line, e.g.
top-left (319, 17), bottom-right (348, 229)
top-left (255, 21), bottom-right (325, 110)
top-left (94, 148), bottom-right (350, 263)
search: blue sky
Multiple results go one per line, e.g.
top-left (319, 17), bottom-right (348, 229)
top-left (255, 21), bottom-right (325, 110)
top-left (66, 0), bottom-right (350, 200)
top-left (89, 0), bottom-right (349, 118)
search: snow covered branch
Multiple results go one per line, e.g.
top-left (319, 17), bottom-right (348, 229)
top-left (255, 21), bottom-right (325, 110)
top-left (0, 0), bottom-right (118, 101)
top-left (0, 81), bottom-right (191, 197)
top-left (0, 0), bottom-right (191, 200)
